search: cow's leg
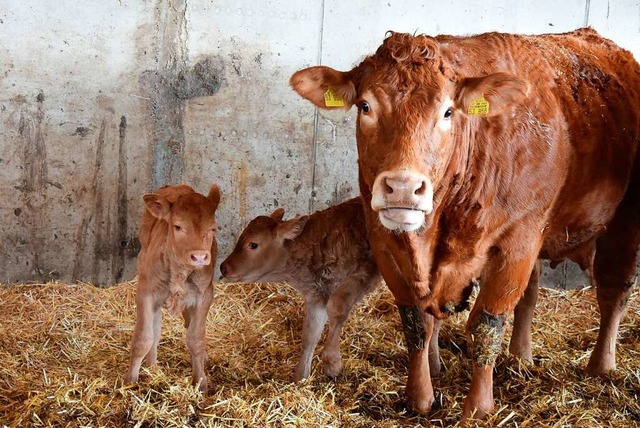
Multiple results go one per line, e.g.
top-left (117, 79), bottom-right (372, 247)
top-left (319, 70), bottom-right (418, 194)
top-left (184, 286), bottom-right (214, 393)
top-left (587, 196), bottom-right (639, 375)
top-left (125, 289), bottom-right (159, 384)
top-left (322, 276), bottom-right (375, 378)
top-left (398, 305), bottom-right (435, 414)
top-left (463, 250), bottom-right (539, 422)
top-left (146, 308), bottom-right (163, 366)
top-left (428, 318), bottom-right (442, 377)
top-left (294, 300), bottom-right (328, 381)
top-left (508, 260), bottom-right (541, 362)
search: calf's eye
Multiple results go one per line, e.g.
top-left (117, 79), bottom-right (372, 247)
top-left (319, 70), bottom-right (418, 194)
top-left (360, 102), bottom-right (370, 114)
top-left (444, 107), bottom-right (453, 119)
top-left (248, 242), bottom-right (258, 250)
top-left (174, 225), bottom-right (182, 232)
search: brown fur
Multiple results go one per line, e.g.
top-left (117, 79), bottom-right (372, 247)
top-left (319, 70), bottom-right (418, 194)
top-left (220, 198), bottom-right (382, 380)
top-left (291, 28), bottom-right (640, 422)
top-left (125, 184), bottom-right (221, 393)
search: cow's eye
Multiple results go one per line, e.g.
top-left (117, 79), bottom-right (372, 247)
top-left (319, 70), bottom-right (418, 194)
top-left (174, 224), bottom-right (183, 232)
top-left (360, 102), bottom-right (371, 114)
top-left (248, 242), bottom-right (258, 250)
top-left (444, 107), bottom-right (453, 119)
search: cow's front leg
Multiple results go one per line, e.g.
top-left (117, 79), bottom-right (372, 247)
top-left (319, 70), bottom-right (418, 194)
top-left (398, 305), bottom-right (435, 414)
top-left (463, 251), bottom-right (539, 422)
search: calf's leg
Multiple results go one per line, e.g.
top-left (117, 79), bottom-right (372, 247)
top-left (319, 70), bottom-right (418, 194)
top-left (587, 196), bottom-right (639, 375)
top-left (184, 285), bottom-right (214, 393)
top-left (322, 277), bottom-right (374, 378)
top-left (146, 309), bottom-right (163, 366)
top-left (125, 290), bottom-right (159, 384)
top-left (294, 300), bottom-right (328, 381)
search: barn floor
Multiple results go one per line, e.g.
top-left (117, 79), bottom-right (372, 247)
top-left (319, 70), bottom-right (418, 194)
top-left (0, 280), bottom-right (638, 427)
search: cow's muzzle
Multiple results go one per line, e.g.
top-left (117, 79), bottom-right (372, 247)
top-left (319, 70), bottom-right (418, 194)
top-left (371, 170), bottom-right (433, 232)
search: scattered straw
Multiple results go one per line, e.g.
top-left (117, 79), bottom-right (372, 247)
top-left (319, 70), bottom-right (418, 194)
top-left (0, 280), bottom-right (638, 427)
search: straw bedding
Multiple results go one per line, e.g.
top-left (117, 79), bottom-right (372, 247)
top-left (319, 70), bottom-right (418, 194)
top-left (0, 279), bottom-right (638, 427)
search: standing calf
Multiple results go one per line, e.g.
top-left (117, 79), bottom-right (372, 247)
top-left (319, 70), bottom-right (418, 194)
top-left (125, 184), bottom-right (221, 393)
top-left (220, 198), bottom-right (382, 380)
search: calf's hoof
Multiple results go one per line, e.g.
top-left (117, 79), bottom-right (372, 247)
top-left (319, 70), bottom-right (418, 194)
top-left (124, 372), bottom-right (138, 385)
top-left (293, 366), bottom-right (310, 382)
top-left (193, 377), bottom-right (208, 394)
top-left (322, 353), bottom-right (343, 378)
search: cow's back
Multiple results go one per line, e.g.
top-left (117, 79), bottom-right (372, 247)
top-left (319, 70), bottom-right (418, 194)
top-left (440, 29), bottom-right (640, 262)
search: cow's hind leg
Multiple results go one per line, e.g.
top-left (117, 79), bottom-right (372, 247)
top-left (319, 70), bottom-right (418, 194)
top-left (294, 300), bottom-right (328, 381)
top-left (508, 261), bottom-right (541, 362)
top-left (587, 194), bottom-right (639, 375)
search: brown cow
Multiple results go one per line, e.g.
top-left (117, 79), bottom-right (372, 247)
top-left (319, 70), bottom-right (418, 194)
top-left (291, 28), bottom-right (640, 421)
top-left (220, 198), bottom-right (384, 380)
top-left (125, 184), bottom-right (221, 393)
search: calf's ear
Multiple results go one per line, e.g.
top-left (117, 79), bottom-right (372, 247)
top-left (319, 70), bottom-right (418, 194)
top-left (207, 184), bottom-right (221, 212)
top-left (143, 194), bottom-right (171, 219)
top-left (455, 72), bottom-right (528, 117)
top-left (277, 215), bottom-right (309, 241)
top-left (290, 66), bottom-right (356, 110)
top-left (270, 207), bottom-right (285, 221)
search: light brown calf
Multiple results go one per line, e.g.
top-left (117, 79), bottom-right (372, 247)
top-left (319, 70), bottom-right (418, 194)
top-left (125, 184), bottom-right (221, 393)
top-left (220, 198), bottom-right (382, 380)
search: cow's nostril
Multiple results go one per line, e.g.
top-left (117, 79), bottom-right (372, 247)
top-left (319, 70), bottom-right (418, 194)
top-left (383, 178), bottom-right (394, 194)
top-left (220, 264), bottom-right (228, 276)
top-left (415, 181), bottom-right (427, 195)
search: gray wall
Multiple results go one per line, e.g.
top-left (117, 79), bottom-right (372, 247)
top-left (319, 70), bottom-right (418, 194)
top-left (1, 0), bottom-right (639, 286)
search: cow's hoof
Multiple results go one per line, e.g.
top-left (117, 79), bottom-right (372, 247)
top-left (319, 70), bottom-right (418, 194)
top-left (462, 396), bottom-right (493, 422)
top-left (407, 395), bottom-right (434, 415)
top-left (586, 359), bottom-right (615, 376)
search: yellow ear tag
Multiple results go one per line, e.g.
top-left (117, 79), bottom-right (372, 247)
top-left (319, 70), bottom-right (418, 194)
top-left (324, 88), bottom-right (345, 107)
top-left (468, 97), bottom-right (490, 115)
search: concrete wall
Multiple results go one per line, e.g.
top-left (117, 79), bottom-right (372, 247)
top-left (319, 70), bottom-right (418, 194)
top-left (1, 0), bottom-right (639, 286)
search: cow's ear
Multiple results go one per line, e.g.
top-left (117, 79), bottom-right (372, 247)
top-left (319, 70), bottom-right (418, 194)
top-left (290, 66), bottom-right (356, 110)
top-left (277, 215), bottom-right (309, 241)
top-left (207, 184), bottom-right (221, 212)
top-left (143, 193), bottom-right (171, 219)
top-left (270, 207), bottom-right (285, 221)
top-left (455, 72), bottom-right (529, 117)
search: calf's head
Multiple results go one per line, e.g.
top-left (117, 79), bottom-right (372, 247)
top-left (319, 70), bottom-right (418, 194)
top-left (144, 184), bottom-right (221, 268)
top-left (220, 208), bottom-right (308, 282)
top-left (291, 32), bottom-right (528, 232)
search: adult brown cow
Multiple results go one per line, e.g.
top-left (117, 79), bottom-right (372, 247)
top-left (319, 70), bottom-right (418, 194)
top-left (291, 28), bottom-right (640, 421)
top-left (125, 184), bottom-right (221, 393)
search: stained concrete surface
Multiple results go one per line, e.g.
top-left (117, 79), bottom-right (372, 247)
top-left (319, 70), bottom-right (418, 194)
top-left (1, 0), bottom-right (638, 286)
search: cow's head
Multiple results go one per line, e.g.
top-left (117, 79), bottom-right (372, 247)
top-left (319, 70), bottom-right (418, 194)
top-left (220, 208), bottom-right (308, 282)
top-left (291, 32), bottom-right (528, 232)
top-left (144, 184), bottom-right (221, 267)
